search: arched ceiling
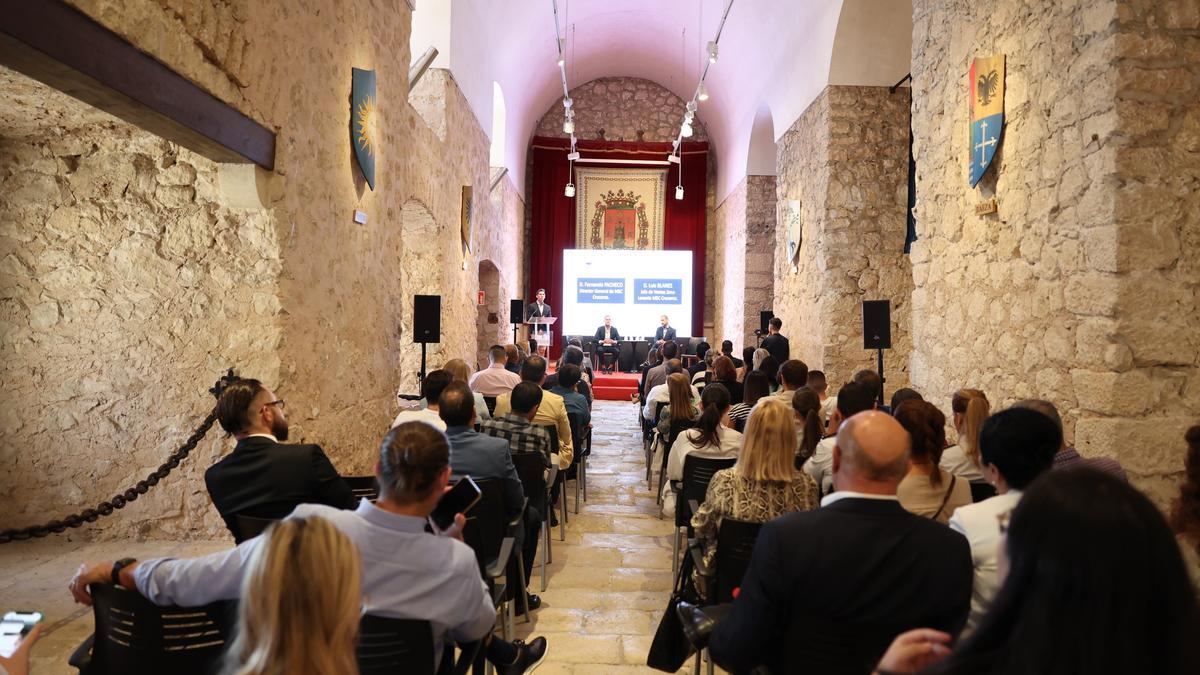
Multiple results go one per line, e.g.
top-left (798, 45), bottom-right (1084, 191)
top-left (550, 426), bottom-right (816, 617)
top-left (430, 0), bottom-right (910, 202)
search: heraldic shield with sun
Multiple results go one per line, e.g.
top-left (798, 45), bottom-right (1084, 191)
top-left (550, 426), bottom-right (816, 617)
top-left (969, 55), bottom-right (1005, 188)
top-left (351, 67), bottom-right (377, 190)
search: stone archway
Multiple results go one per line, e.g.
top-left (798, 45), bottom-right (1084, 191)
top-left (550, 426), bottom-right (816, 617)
top-left (476, 260), bottom-right (502, 369)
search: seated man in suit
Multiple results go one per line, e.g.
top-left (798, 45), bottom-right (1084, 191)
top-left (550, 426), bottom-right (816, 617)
top-left (593, 315), bottom-right (621, 373)
top-left (707, 410), bottom-right (972, 674)
top-left (653, 314), bottom-right (677, 347)
top-left (205, 379), bottom-right (355, 539)
top-left (440, 382), bottom-right (542, 612)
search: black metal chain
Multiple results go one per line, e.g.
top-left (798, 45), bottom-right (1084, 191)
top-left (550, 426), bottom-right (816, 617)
top-left (0, 369), bottom-right (242, 544)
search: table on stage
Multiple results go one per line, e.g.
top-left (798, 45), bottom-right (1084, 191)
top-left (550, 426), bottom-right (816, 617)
top-left (581, 339), bottom-right (649, 373)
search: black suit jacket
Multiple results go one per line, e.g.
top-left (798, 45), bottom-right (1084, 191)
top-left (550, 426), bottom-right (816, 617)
top-left (709, 498), bottom-right (972, 675)
top-left (593, 326), bottom-right (621, 343)
top-left (525, 301), bottom-right (551, 321)
top-left (760, 333), bottom-right (790, 364)
top-left (204, 436), bottom-right (355, 538)
top-left (654, 325), bottom-right (677, 342)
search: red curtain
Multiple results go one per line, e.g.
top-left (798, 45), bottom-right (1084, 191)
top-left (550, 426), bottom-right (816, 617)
top-left (529, 137), bottom-right (709, 359)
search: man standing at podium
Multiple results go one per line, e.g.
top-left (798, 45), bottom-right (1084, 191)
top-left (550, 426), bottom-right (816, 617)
top-left (593, 315), bottom-right (621, 374)
top-left (525, 288), bottom-right (551, 349)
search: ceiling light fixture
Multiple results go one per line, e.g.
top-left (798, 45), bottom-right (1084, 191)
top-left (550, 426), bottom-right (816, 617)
top-left (697, 82), bottom-right (709, 101)
top-left (564, 119), bottom-right (575, 134)
top-left (707, 40), bottom-right (719, 64)
top-left (675, 185), bottom-right (685, 200)
top-left (666, 0), bottom-right (734, 164)
top-left (667, 154), bottom-right (681, 164)
top-left (567, 151), bottom-right (580, 161)
top-left (565, 182), bottom-right (576, 197)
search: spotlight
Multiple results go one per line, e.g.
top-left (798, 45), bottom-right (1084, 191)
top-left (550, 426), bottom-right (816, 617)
top-left (687, 101), bottom-right (698, 113)
top-left (675, 185), bottom-right (685, 200)
top-left (684, 111), bottom-right (694, 123)
top-left (697, 82), bottom-right (709, 101)
top-left (567, 151), bottom-right (580, 161)
top-left (564, 120), bottom-right (575, 134)
top-left (707, 40), bottom-right (718, 63)
top-left (681, 122), bottom-right (693, 137)
top-left (565, 182), bottom-right (576, 197)
top-left (563, 97), bottom-right (573, 109)
top-left (557, 39), bottom-right (566, 66)
top-left (667, 154), bottom-right (680, 164)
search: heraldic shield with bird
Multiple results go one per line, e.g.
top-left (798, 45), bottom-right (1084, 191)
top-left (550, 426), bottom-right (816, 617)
top-left (969, 55), bottom-right (1005, 188)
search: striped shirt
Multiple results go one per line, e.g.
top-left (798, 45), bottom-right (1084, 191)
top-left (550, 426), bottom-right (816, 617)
top-left (479, 413), bottom-right (552, 469)
top-left (1052, 446), bottom-right (1128, 482)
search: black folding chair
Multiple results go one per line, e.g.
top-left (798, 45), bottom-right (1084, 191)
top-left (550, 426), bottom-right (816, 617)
top-left (565, 412), bottom-right (590, 513)
top-left (970, 481), bottom-right (998, 503)
top-left (69, 584), bottom-right (233, 675)
top-left (673, 455), bottom-right (737, 575)
top-left (357, 614), bottom-right (479, 675)
top-left (537, 424), bottom-right (568, 540)
top-left (657, 419), bottom-right (697, 506)
top-left (690, 518), bottom-right (763, 604)
top-left (511, 451), bottom-right (551, 594)
top-left (232, 514), bottom-right (278, 544)
top-left (344, 475), bottom-right (380, 502)
top-left (644, 401), bottom-right (668, 483)
top-left (483, 396), bottom-right (498, 416)
top-left (460, 477), bottom-right (521, 641)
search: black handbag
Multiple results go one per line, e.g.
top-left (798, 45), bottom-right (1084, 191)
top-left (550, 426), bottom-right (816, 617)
top-left (647, 548), bottom-right (699, 671)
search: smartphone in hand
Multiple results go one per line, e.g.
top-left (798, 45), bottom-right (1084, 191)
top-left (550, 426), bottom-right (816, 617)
top-left (0, 611), bottom-right (42, 659)
top-left (428, 476), bottom-right (482, 532)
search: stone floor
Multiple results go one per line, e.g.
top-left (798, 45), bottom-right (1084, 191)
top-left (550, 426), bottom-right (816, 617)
top-left (0, 400), bottom-right (709, 674)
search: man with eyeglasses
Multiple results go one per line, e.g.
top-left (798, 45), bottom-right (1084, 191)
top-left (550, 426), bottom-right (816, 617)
top-left (204, 378), bottom-right (355, 540)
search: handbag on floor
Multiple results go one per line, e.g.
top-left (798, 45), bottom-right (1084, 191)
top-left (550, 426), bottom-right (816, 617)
top-left (646, 541), bottom-right (699, 671)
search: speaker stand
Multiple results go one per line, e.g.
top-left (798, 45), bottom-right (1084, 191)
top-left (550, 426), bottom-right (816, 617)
top-left (418, 341), bottom-right (429, 385)
top-left (876, 348), bottom-right (887, 407)
top-left (512, 322), bottom-right (519, 345)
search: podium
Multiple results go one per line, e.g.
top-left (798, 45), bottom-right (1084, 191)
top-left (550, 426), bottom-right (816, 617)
top-left (525, 317), bottom-right (557, 358)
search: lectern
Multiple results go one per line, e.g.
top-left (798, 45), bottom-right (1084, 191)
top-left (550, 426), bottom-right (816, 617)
top-left (525, 317), bottom-right (557, 357)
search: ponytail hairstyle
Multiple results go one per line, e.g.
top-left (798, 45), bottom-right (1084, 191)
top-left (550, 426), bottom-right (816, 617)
top-left (790, 387), bottom-right (822, 463)
top-left (893, 399), bottom-right (948, 488)
top-left (952, 388), bottom-right (990, 467)
top-left (690, 383), bottom-right (731, 449)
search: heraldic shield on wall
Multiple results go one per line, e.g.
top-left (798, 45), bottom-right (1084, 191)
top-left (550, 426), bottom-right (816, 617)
top-left (969, 55), bottom-right (1005, 188)
top-left (352, 67), bottom-right (377, 190)
top-left (574, 166), bottom-right (667, 250)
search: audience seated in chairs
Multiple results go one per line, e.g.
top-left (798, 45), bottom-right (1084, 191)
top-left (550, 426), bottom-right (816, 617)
top-left (205, 378), bottom-right (355, 541)
top-left (770, 359), bottom-right (809, 405)
top-left (949, 407), bottom-right (1061, 635)
top-left (690, 399), bottom-right (818, 582)
top-left (471, 345), bottom-right (522, 397)
top-left (655, 373), bottom-right (700, 438)
top-left (874, 469), bottom-right (1200, 675)
top-left (727, 370), bottom-right (769, 427)
top-left (642, 359), bottom-right (699, 422)
top-left (504, 344), bottom-right (523, 374)
top-left (666, 383), bottom-right (742, 484)
top-left (893, 399), bottom-right (972, 525)
top-left (755, 353), bottom-right (780, 393)
top-left (222, 516), bottom-right (361, 675)
top-left (549, 364), bottom-right (591, 428)
top-left (68, 422), bottom-right (546, 674)
top-left (807, 370), bottom-right (836, 423)
top-left (737, 346), bottom-right (756, 382)
top-left (805, 380), bottom-right (876, 495)
top-left (392, 369), bottom-right (453, 431)
top-left (1170, 425), bottom-right (1200, 593)
top-left (545, 346), bottom-right (593, 404)
top-left (690, 351), bottom-right (715, 391)
top-left (643, 340), bottom-right (680, 394)
top-left (494, 355), bottom-right (573, 471)
top-left (695, 410), bottom-right (972, 674)
top-left (439, 382), bottom-right (542, 614)
top-left (443, 358), bottom-right (491, 422)
top-left (720, 340), bottom-right (743, 369)
top-left (890, 386), bottom-right (924, 414)
top-left (480, 382), bottom-right (554, 471)
top-left (710, 355), bottom-right (742, 405)
top-left (790, 386), bottom-right (824, 468)
top-left (939, 388), bottom-right (993, 500)
top-left (687, 342), bottom-right (711, 377)
top-left (853, 368), bottom-right (888, 413)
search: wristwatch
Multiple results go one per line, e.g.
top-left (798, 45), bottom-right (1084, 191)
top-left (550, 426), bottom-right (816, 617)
top-left (112, 557), bottom-right (137, 587)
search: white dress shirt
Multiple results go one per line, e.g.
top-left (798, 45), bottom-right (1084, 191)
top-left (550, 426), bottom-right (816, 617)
top-left (820, 490), bottom-right (900, 507)
top-left (667, 425), bottom-right (743, 481)
top-left (390, 407), bottom-right (447, 431)
top-left (468, 364), bottom-right (522, 396)
top-left (949, 490), bottom-right (1022, 634)
top-left (133, 502), bottom-right (495, 657)
top-left (804, 436), bottom-right (837, 495)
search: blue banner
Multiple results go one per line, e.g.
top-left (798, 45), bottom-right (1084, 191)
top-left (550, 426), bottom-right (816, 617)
top-left (577, 278), bottom-right (626, 303)
top-left (634, 279), bottom-right (681, 304)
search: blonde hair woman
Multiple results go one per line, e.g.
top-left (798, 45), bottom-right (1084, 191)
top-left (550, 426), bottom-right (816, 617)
top-left (657, 372), bottom-right (699, 437)
top-left (940, 389), bottom-right (992, 493)
top-left (223, 517), bottom-right (362, 675)
top-left (442, 358), bottom-right (490, 420)
top-left (691, 398), bottom-right (819, 574)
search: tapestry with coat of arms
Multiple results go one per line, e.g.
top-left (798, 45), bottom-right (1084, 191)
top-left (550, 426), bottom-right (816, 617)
top-left (574, 166), bottom-right (666, 250)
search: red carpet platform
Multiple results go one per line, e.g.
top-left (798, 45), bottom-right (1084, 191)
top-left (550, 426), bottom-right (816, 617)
top-left (592, 371), bottom-right (640, 401)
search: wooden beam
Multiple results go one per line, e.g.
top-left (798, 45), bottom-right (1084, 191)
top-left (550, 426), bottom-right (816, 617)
top-left (0, 0), bottom-right (275, 169)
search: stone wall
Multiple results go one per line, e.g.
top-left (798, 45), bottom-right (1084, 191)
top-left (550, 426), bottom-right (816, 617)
top-left (0, 103), bottom-right (281, 538)
top-left (0, 0), bottom-right (524, 539)
top-left (713, 180), bottom-right (747, 350)
top-left (909, 0), bottom-right (1198, 501)
top-left (774, 86), bottom-right (912, 389)
top-left (743, 175), bottom-right (777, 349)
top-left (528, 76), bottom-right (717, 334)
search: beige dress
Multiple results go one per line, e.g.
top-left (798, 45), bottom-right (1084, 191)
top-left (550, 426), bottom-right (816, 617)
top-left (691, 469), bottom-right (819, 572)
top-left (897, 468), bottom-right (973, 525)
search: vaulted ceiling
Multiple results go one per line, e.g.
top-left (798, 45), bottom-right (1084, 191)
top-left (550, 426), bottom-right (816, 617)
top-left (417, 0), bottom-right (912, 201)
